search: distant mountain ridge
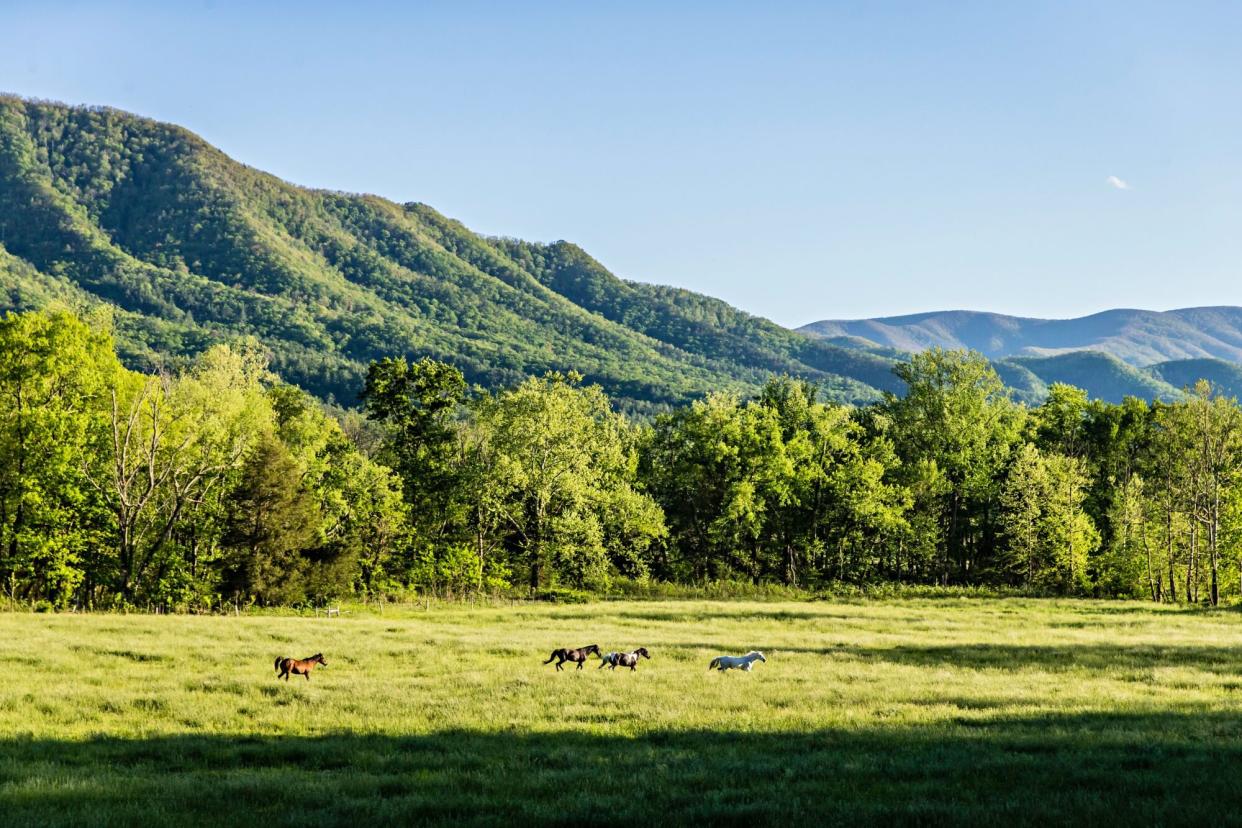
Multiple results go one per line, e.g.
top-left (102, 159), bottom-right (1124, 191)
top-left (800, 308), bottom-right (1242, 366)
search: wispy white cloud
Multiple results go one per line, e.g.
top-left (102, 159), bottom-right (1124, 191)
top-left (1106, 175), bottom-right (1130, 190)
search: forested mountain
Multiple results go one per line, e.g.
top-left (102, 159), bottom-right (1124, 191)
top-left (997, 352), bottom-right (1181, 404)
top-left (1143, 358), bottom-right (1242, 401)
top-left (801, 307), bottom-right (1242, 366)
top-left (2, 96), bottom-right (1239, 412)
top-left (0, 96), bottom-right (900, 413)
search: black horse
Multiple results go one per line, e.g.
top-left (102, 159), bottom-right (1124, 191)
top-left (543, 644), bottom-right (601, 671)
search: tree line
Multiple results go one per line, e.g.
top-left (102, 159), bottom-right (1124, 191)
top-left (3, 308), bottom-right (1241, 610)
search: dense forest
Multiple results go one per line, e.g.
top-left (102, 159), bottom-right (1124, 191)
top-left (5, 307), bottom-right (1242, 610)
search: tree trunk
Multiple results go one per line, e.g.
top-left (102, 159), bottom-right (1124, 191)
top-left (1143, 532), bottom-right (1156, 603)
top-left (528, 499), bottom-right (544, 591)
top-left (1209, 520), bottom-right (1220, 607)
top-left (1188, 523), bottom-right (1197, 604)
top-left (528, 552), bottom-right (541, 591)
top-left (1166, 509), bottom-right (1177, 603)
top-left (1210, 491), bottom-right (1220, 606)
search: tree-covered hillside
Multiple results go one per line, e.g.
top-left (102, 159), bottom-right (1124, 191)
top-left (999, 352), bottom-right (1181, 404)
top-left (0, 96), bottom-right (896, 412)
top-left (5, 96), bottom-right (1240, 412)
top-left (1146, 358), bottom-right (1242, 400)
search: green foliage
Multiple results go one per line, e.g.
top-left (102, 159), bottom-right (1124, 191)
top-left (1148, 358), bottom-right (1242, 399)
top-left (0, 96), bottom-right (897, 414)
top-left (0, 307), bottom-right (120, 606)
top-left (469, 372), bottom-right (663, 590)
top-left (883, 349), bottom-right (1025, 584)
top-left (0, 309), bottom-right (413, 608)
top-left (644, 376), bottom-right (908, 587)
top-left (9, 301), bottom-right (1242, 606)
top-left (217, 434), bottom-right (322, 605)
top-left (362, 356), bottom-right (466, 544)
top-left (1004, 352), bottom-right (1180, 404)
top-left (3, 95), bottom-right (1232, 427)
top-left (999, 445), bottom-right (1098, 593)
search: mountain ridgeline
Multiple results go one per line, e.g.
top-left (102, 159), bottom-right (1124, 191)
top-left (802, 309), bottom-right (1242, 402)
top-left (0, 96), bottom-right (1237, 409)
top-left (800, 308), bottom-right (1242, 365)
top-left (0, 96), bottom-right (902, 413)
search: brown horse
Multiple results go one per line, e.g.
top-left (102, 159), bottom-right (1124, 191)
top-left (275, 653), bottom-right (327, 681)
top-left (543, 644), bottom-right (601, 671)
top-left (609, 647), bottom-right (651, 671)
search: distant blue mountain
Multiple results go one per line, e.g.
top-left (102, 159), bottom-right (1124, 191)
top-left (799, 308), bottom-right (1242, 366)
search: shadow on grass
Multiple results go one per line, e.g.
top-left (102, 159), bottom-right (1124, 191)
top-left (3, 712), bottom-right (1242, 826)
top-left (662, 642), bottom-right (1242, 680)
top-left (830, 643), bottom-right (1242, 677)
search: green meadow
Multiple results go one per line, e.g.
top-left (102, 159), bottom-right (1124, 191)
top-left (3, 599), bottom-right (1242, 826)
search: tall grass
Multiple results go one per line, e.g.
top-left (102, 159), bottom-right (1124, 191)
top-left (2, 598), bottom-right (1241, 825)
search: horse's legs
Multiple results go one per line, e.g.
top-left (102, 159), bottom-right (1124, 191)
top-left (305, 672), bottom-right (311, 681)
top-left (576, 660), bottom-right (584, 670)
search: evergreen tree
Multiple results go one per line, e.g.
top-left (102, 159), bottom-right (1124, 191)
top-left (218, 434), bottom-right (322, 605)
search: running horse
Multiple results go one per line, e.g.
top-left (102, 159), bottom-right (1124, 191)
top-left (607, 647), bottom-right (651, 671)
top-left (708, 651), bottom-right (766, 671)
top-left (543, 644), bottom-right (601, 671)
top-left (275, 653), bottom-right (327, 681)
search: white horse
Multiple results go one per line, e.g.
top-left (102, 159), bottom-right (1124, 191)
top-left (708, 651), bottom-right (766, 671)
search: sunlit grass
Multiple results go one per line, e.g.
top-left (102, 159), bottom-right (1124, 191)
top-left (2, 599), bottom-right (1241, 825)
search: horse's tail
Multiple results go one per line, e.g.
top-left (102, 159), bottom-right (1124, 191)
top-left (274, 656), bottom-right (283, 672)
top-left (708, 657), bottom-right (720, 670)
top-left (543, 650), bottom-right (561, 664)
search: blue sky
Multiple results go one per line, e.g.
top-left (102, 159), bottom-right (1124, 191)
top-left (3, 1), bottom-right (1241, 326)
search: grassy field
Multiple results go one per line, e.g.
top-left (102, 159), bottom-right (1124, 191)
top-left (3, 598), bottom-right (1242, 826)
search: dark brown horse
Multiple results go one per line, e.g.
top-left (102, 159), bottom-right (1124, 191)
top-left (275, 653), bottom-right (327, 681)
top-left (543, 644), bottom-right (600, 671)
top-left (609, 647), bottom-right (651, 671)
